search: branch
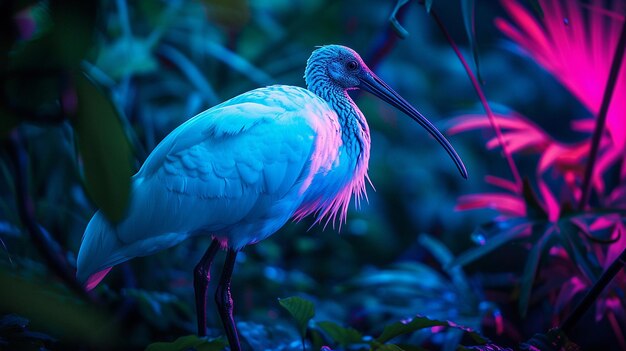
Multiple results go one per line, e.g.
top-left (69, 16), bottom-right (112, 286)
top-left (429, 8), bottom-right (522, 190)
top-left (560, 247), bottom-right (626, 334)
top-left (6, 131), bottom-right (91, 300)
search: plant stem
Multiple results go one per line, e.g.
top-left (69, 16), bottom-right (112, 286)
top-left (429, 9), bottom-right (522, 191)
top-left (560, 247), bottom-right (626, 334)
top-left (578, 16), bottom-right (626, 210)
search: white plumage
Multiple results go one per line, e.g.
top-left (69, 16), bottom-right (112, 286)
top-left (76, 45), bottom-right (466, 350)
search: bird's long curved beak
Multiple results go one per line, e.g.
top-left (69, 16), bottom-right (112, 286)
top-left (359, 71), bottom-right (468, 179)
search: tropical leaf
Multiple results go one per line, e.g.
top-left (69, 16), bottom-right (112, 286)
top-left (449, 220), bottom-right (531, 268)
top-left (484, 175), bottom-right (519, 194)
top-left (317, 321), bottom-right (363, 347)
top-left (557, 221), bottom-right (601, 282)
top-left (375, 315), bottom-right (488, 344)
top-left (553, 277), bottom-right (588, 314)
top-left (376, 316), bottom-right (445, 344)
top-left (456, 193), bottom-right (526, 216)
top-left (418, 234), bottom-right (471, 293)
top-left (278, 296), bottom-right (315, 341)
top-left (145, 335), bottom-right (226, 351)
top-left (461, 0), bottom-right (481, 82)
top-left (72, 72), bottom-right (133, 222)
top-left (519, 226), bottom-right (554, 316)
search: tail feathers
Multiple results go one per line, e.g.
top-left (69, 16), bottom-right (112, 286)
top-left (85, 267), bottom-right (112, 291)
top-left (77, 211), bottom-right (191, 290)
top-left (77, 211), bottom-right (127, 290)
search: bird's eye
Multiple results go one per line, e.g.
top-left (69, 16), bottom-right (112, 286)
top-left (346, 60), bottom-right (358, 71)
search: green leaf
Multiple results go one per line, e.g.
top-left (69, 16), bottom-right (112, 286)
top-left (519, 226), bottom-right (553, 317)
top-left (278, 296), bottom-right (315, 340)
top-left (317, 321), bottom-right (363, 347)
top-left (72, 72), bottom-right (133, 222)
top-left (376, 316), bottom-right (446, 344)
top-left (461, 0), bottom-right (481, 82)
top-left (145, 335), bottom-right (226, 351)
top-left (449, 221), bottom-right (531, 268)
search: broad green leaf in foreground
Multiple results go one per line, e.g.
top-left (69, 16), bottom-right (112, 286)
top-left (278, 296), bottom-right (315, 340)
top-left (317, 321), bottom-right (363, 347)
top-left (72, 72), bottom-right (133, 222)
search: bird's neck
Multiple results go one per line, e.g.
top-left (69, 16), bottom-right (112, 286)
top-left (307, 80), bottom-right (371, 162)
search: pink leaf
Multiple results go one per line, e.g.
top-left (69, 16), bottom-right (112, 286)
top-left (538, 180), bottom-right (559, 222)
top-left (498, 0), bottom-right (626, 154)
top-left (456, 193), bottom-right (526, 216)
top-left (554, 276), bottom-right (587, 313)
top-left (485, 175), bottom-right (520, 193)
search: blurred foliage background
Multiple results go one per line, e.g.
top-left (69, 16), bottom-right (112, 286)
top-left (1, 0), bottom-right (625, 350)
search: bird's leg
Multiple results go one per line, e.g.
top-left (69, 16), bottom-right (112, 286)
top-left (194, 239), bottom-right (220, 336)
top-left (215, 248), bottom-right (241, 351)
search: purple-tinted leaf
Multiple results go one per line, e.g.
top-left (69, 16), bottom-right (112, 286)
top-left (484, 175), bottom-right (520, 194)
top-left (607, 311), bottom-right (626, 350)
top-left (606, 184), bottom-right (626, 206)
top-left (538, 181), bottom-right (559, 222)
top-left (448, 113), bottom-right (539, 135)
top-left (571, 119), bottom-right (595, 133)
top-left (485, 130), bottom-right (547, 153)
top-left (604, 223), bottom-right (625, 269)
top-left (553, 277), bottom-right (587, 314)
top-left (375, 315), bottom-right (488, 344)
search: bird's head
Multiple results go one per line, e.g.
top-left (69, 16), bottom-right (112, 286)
top-left (305, 45), bottom-right (468, 179)
top-left (305, 45), bottom-right (365, 90)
